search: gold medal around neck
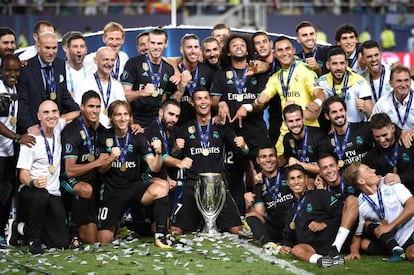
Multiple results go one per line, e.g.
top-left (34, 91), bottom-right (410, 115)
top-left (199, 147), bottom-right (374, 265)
top-left (393, 167), bottom-right (398, 174)
top-left (289, 221), bottom-right (296, 230)
top-left (381, 219), bottom-right (388, 225)
top-left (120, 163), bottom-right (127, 172)
top-left (338, 160), bottom-right (345, 168)
top-left (80, 130), bottom-right (86, 140)
top-left (103, 108), bottom-right (108, 116)
top-left (151, 89), bottom-right (159, 97)
top-left (87, 154), bottom-right (95, 162)
top-left (236, 94), bottom-right (244, 102)
top-left (202, 148), bottom-right (209, 156)
top-left (48, 165), bottom-right (55, 174)
top-left (106, 138), bottom-right (114, 148)
top-left (50, 92), bottom-right (57, 100)
top-left (10, 116), bottom-right (17, 124)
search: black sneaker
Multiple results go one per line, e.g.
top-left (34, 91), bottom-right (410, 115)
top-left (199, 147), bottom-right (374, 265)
top-left (317, 255), bottom-right (334, 268)
top-left (332, 255), bottom-right (345, 266)
top-left (7, 220), bottom-right (23, 247)
top-left (29, 239), bottom-right (43, 255)
top-left (154, 235), bottom-right (172, 249)
top-left (70, 237), bottom-right (83, 250)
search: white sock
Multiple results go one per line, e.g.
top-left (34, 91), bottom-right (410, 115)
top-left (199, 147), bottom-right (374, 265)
top-left (309, 254), bottom-right (322, 264)
top-left (154, 233), bottom-right (164, 239)
top-left (17, 222), bottom-right (25, 236)
top-left (332, 227), bottom-right (350, 252)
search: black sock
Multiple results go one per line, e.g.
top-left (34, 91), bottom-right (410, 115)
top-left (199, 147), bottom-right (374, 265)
top-left (366, 223), bottom-right (399, 250)
top-left (246, 216), bottom-right (270, 245)
top-left (153, 196), bottom-right (170, 235)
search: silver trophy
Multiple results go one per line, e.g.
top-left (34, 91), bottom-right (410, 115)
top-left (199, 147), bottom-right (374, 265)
top-left (195, 173), bottom-right (227, 235)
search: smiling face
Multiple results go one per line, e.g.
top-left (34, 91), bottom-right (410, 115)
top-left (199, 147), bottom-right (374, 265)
top-left (256, 148), bottom-right (278, 176)
top-left (148, 32), bottom-right (168, 62)
top-left (296, 25), bottom-right (316, 52)
top-left (192, 90), bottom-right (211, 118)
top-left (202, 39), bottom-right (220, 66)
top-left (160, 103), bottom-right (180, 131)
top-left (318, 155), bottom-right (340, 186)
top-left (38, 100), bottom-right (60, 131)
top-left (287, 168), bottom-right (308, 197)
top-left (103, 30), bottom-right (124, 55)
top-left (1, 57), bottom-right (20, 88)
top-left (181, 37), bottom-right (201, 65)
top-left (361, 46), bottom-right (382, 75)
top-left (325, 101), bottom-right (347, 128)
top-left (357, 163), bottom-right (381, 187)
top-left (37, 33), bottom-right (58, 64)
top-left (284, 110), bottom-right (304, 136)
top-left (253, 34), bottom-right (272, 60)
top-left (326, 54), bottom-right (347, 83)
top-left (337, 32), bottom-right (358, 56)
top-left (372, 125), bottom-right (396, 149)
top-left (274, 38), bottom-right (295, 69)
top-left (110, 103), bottom-right (132, 133)
top-left (81, 97), bottom-right (101, 125)
top-left (228, 37), bottom-right (248, 62)
top-left (0, 34), bottom-right (16, 57)
top-left (390, 70), bottom-right (412, 101)
top-left (95, 47), bottom-right (116, 77)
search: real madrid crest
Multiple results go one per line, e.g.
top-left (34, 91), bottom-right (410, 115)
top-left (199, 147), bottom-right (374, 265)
top-left (80, 130), bottom-right (86, 140)
top-left (226, 70), bottom-right (233, 79)
top-left (106, 138), bottom-right (114, 148)
top-left (142, 62), bottom-right (149, 71)
top-left (331, 138), bottom-right (335, 146)
top-left (289, 139), bottom-right (295, 149)
top-left (188, 126), bottom-right (196, 134)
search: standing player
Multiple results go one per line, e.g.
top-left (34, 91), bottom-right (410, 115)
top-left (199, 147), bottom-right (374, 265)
top-left (121, 27), bottom-right (177, 127)
top-left (202, 36), bottom-right (222, 71)
top-left (334, 23), bottom-right (364, 74)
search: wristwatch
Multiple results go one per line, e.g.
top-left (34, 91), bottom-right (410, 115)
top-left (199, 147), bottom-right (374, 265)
top-left (14, 133), bottom-right (21, 143)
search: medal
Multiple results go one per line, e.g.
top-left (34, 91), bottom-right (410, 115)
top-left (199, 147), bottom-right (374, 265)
top-left (289, 221), bottom-right (296, 230)
top-left (103, 108), bottom-right (108, 115)
top-left (381, 219), bottom-right (388, 225)
top-left (236, 94), bottom-right (243, 102)
top-left (151, 89), bottom-right (159, 97)
top-left (202, 148), bottom-right (209, 156)
top-left (393, 167), bottom-right (397, 174)
top-left (50, 92), bottom-right (57, 100)
top-left (88, 154), bottom-right (95, 162)
top-left (10, 116), bottom-right (17, 124)
top-left (48, 165), bottom-right (55, 174)
top-left (338, 160), bottom-right (344, 168)
top-left (120, 163), bottom-right (127, 172)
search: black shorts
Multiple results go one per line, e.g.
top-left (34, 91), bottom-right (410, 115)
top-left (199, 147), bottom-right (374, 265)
top-left (98, 182), bottom-right (150, 230)
top-left (170, 183), bottom-right (242, 232)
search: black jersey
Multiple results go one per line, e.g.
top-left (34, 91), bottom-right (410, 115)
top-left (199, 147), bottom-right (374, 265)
top-left (61, 117), bottom-right (104, 183)
top-left (98, 128), bottom-right (154, 192)
top-left (175, 62), bottom-right (216, 125)
top-left (295, 45), bottom-right (330, 75)
top-left (176, 119), bottom-right (246, 184)
top-left (120, 55), bottom-right (177, 127)
top-left (327, 177), bottom-right (358, 202)
top-left (212, 68), bottom-right (269, 149)
top-left (253, 170), bottom-right (294, 220)
top-left (328, 122), bottom-right (374, 171)
top-left (282, 189), bottom-right (342, 248)
top-left (362, 127), bottom-right (414, 194)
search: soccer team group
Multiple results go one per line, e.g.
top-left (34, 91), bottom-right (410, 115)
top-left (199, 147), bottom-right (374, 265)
top-left (0, 19), bottom-right (413, 268)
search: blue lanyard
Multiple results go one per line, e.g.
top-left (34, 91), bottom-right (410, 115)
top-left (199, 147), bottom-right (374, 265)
top-left (392, 90), bottom-right (413, 128)
top-left (334, 124), bottom-right (351, 161)
top-left (301, 48), bottom-right (317, 61)
top-left (114, 129), bottom-right (131, 165)
top-left (145, 54), bottom-right (163, 88)
top-left (297, 126), bottom-right (309, 162)
top-left (328, 177), bottom-right (345, 200)
top-left (332, 70), bottom-right (349, 99)
top-left (264, 169), bottom-right (281, 202)
top-left (42, 66), bottom-right (56, 93)
top-left (180, 63), bottom-right (199, 96)
top-left (195, 118), bottom-right (211, 148)
top-left (369, 65), bottom-right (385, 102)
top-left (291, 194), bottom-right (307, 225)
top-left (111, 56), bottom-right (120, 80)
top-left (362, 188), bottom-right (386, 220)
top-left (39, 127), bottom-right (55, 166)
top-left (231, 66), bottom-right (248, 94)
top-left (156, 118), bottom-right (169, 153)
top-left (348, 53), bottom-right (357, 68)
top-left (66, 61), bottom-right (86, 93)
top-left (94, 73), bottom-right (112, 110)
top-left (280, 61), bottom-right (296, 98)
top-left (382, 142), bottom-right (398, 169)
top-left (78, 116), bottom-right (94, 155)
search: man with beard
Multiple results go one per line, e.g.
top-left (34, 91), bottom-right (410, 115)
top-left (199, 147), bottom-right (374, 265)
top-left (363, 113), bottom-right (414, 195)
top-left (334, 23), bottom-right (364, 74)
top-left (244, 145), bottom-right (294, 254)
top-left (360, 40), bottom-right (394, 104)
top-left (172, 33), bottom-right (216, 125)
top-left (76, 47), bottom-right (126, 129)
top-left (322, 96), bottom-right (373, 171)
top-left (295, 21), bottom-right (330, 76)
top-left (61, 31), bottom-right (94, 98)
top-left (211, 23), bottom-right (231, 50)
top-left (214, 34), bottom-right (270, 214)
top-left (84, 22), bottom-right (128, 82)
top-left (318, 47), bottom-right (373, 123)
top-left (136, 31), bottom-right (149, 55)
top-left (372, 65), bottom-right (414, 131)
top-left (17, 20), bottom-right (54, 61)
top-left (0, 27), bottom-right (16, 66)
top-left (282, 104), bottom-right (328, 178)
top-left (121, 27), bottom-right (177, 127)
top-left (202, 36), bottom-right (221, 71)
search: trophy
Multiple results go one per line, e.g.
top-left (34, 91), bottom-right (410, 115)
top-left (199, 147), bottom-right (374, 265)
top-left (195, 173), bottom-right (227, 235)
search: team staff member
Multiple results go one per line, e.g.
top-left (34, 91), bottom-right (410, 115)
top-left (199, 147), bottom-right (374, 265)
top-left (121, 27), bottom-right (177, 127)
top-left (0, 27), bottom-right (16, 65)
top-left (97, 100), bottom-right (173, 248)
top-left (280, 164), bottom-right (345, 268)
top-left (363, 113), bottom-right (414, 195)
top-left (61, 91), bottom-right (109, 246)
top-left (170, 90), bottom-right (247, 235)
top-left (244, 145), bottom-right (294, 253)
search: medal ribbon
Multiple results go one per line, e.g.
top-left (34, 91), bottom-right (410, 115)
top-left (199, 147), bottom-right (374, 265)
top-left (78, 116), bottom-right (94, 156)
top-left (264, 169), bottom-right (281, 202)
top-left (280, 61), bottom-right (296, 98)
top-left (382, 142), bottom-right (398, 169)
top-left (298, 126), bottom-right (309, 162)
top-left (291, 194), bottom-right (307, 226)
top-left (231, 66), bottom-right (248, 94)
top-left (156, 118), bottom-right (170, 153)
top-left (334, 124), bottom-right (351, 162)
top-left (42, 66), bottom-right (56, 94)
top-left (94, 73), bottom-right (112, 111)
top-left (332, 70), bottom-right (349, 99)
top-left (146, 54), bottom-right (163, 88)
top-left (66, 61), bottom-right (86, 93)
top-left (328, 177), bottom-right (345, 200)
top-left (39, 127), bottom-right (55, 167)
top-left (301, 48), bottom-right (317, 61)
top-left (362, 188), bottom-right (386, 220)
top-left (369, 65), bottom-right (385, 102)
top-left (3, 82), bottom-right (16, 119)
top-left (180, 63), bottom-right (199, 96)
top-left (195, 118), bottom-right (211, 149)
top-left (114, 129), bottom-right (131, 165)
top-left (348, 54), bottom-right (357, 68)
top-left (111, 56), bottom-right (120, 80)
top-left (392, 90), bottom-right (413, 128)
